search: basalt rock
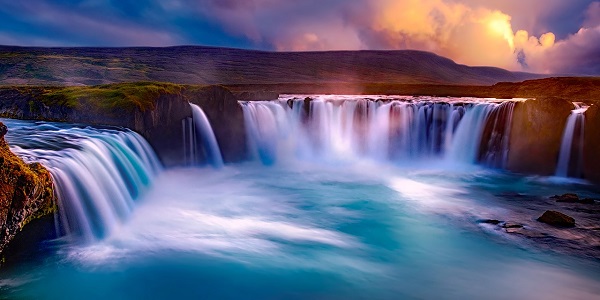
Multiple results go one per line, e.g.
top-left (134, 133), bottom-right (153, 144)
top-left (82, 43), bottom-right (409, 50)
top-left (551, 193), bottom-right (596, 204)
top-left (583, 105), bottom-right (600, 183)
top-left (551, 193), bottom-right (580, 203)
top-left (507, 98), bottom-right (573, 175)
top-left (478, 219), bottom-right (502, 225)
top-left (0, 122), bottom-right (55, 257)
top-left (129, 93), bottom-right (192, 167)
top-left (537, 210), bottom-right (575, 227)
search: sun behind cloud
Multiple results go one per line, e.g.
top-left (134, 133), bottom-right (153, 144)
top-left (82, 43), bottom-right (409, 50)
top-left (271, 0), bottom-right (598, 74)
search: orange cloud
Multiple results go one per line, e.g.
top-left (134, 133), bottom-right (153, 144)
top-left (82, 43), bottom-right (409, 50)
top-left (272, 0), bottom-right (599, 74)
top-left (199, 0), bottom-right (598, 74)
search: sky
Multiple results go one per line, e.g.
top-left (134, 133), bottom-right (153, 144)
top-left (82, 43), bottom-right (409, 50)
top-left (0, 0), bottom-right (599, 75)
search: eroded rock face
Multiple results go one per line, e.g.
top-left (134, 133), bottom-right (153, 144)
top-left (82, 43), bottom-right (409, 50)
top-left (131, 94), bottom-right (192, 167)
top-left (507, 98), bottom-right (573, 175)
top-left (186, 86), bottom-right (247, 162)
top-left (0, 122), bottom-right (55, 257)
top-left (583, 105), bottom-right (600, 183)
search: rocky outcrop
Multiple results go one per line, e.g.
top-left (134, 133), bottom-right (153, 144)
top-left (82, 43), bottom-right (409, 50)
top-left (0, 88), bottom-right (71, 121)
top-left (186, 85), bottom-right (247, 162)
top-left (583, 105), bottom-right (600, 182)
top-left (0, 122), bottom-right (55, 256)
top-left (506, 98), bottom-right (573, 175)
top-left (537, 210), bottom-right (576, 227)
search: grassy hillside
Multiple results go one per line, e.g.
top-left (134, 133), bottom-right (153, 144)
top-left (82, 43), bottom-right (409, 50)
top-left (0, 46), bottom-right (545, 86)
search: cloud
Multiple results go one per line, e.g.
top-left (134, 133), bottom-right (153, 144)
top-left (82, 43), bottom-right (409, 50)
top-left (0, 0), bottom-right (181, 46)
top-left (584, 1), bottom-right (600, 28)
top-left (0, 0), bottom-right (598, 74)
top-left (511, 1), bottom-right (600, 74)
top-left (264, 0), bottom-right (600, 74)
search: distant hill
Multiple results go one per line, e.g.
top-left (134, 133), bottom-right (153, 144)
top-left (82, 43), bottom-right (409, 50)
top-left (0, 46), bottom-right (547, 86)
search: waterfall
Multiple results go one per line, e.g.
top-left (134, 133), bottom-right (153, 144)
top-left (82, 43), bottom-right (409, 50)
top-left (187, 104), bottom-right (224, 168)
top-left (241, 96), bottom-right (518, 166)
top-left (477, 101), bottom-right (516, 168)
top-left (445, 104), bottom-right (494, 163)
top-left (4, 121), bottom-right (162, 241)
top-left (556, 103), bottom-right (588, 178)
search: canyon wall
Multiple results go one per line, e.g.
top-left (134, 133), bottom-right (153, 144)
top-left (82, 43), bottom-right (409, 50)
top-left (583, 105), bottom-right (600, 182)
top-left (506, 97), bottom-right (574, 175)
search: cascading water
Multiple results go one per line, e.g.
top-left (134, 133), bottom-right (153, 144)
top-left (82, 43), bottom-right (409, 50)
top-left (2, 119), bottom-right (162, 241)
top-left (556, 103), bottom-right (588, 178)
top-left (4, 100), bottom-right (600, 300)
top-left (241, 95), bottom-right (518, 167)
top-left (185, 104), bottom-right (224, 168)
top-left (478, 101), bottom-right (517, 168)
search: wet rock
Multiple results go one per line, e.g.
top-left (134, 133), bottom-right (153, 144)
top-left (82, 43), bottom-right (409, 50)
top-left (502, 222), bottom-right (523, 229)
top-left (0, 123), bottom-right (56, 258)
top-left (537, 210), bottom-right (576, 227)
top-left (478, 219), bottom-right (502, 225)
top-left (583, 105), bottom-right (600, 183)
top-left (0, 123), bottom-right (6, 138)
top-left (551, 193), bottom-right (579, 203)
top-left (551, 193), bottom-right (597, 204)
top-left (506, 228), bottom-right (547, 238)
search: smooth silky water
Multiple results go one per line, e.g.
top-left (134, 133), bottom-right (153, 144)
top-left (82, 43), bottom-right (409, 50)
top-left (1, 96), bottom-right (600, 299)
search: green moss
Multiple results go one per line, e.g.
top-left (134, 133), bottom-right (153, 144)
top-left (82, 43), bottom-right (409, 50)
top-left (38, 82), bottom-right (186, 111)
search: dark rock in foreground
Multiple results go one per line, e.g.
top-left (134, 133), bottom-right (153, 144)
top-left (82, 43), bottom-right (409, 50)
top-left (537, 210), bottom-right (576, 227)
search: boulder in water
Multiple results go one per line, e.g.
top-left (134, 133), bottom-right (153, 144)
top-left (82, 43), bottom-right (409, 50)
top-left (551, 193), bottom-right (596, 204)
top-left (579, 198), bottom-right (596, 204)
top-left (551, 193), bottom-right (579, 203)
top-left (502, 222), bottom-right (523, 229)
top-left (478, 219), bottom-right (502, 225)
top-left (537, 210), bottom-right (575, 227)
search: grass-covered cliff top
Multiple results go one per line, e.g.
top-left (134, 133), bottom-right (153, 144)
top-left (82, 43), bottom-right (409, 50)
top-left (43, 82), bottom-right (185, 110)
top-left (1, 82), bottom-right (190, 111)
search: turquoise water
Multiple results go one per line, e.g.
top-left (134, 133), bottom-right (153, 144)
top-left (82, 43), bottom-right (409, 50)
top-left (2, 159), bottom-right (600, 299)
